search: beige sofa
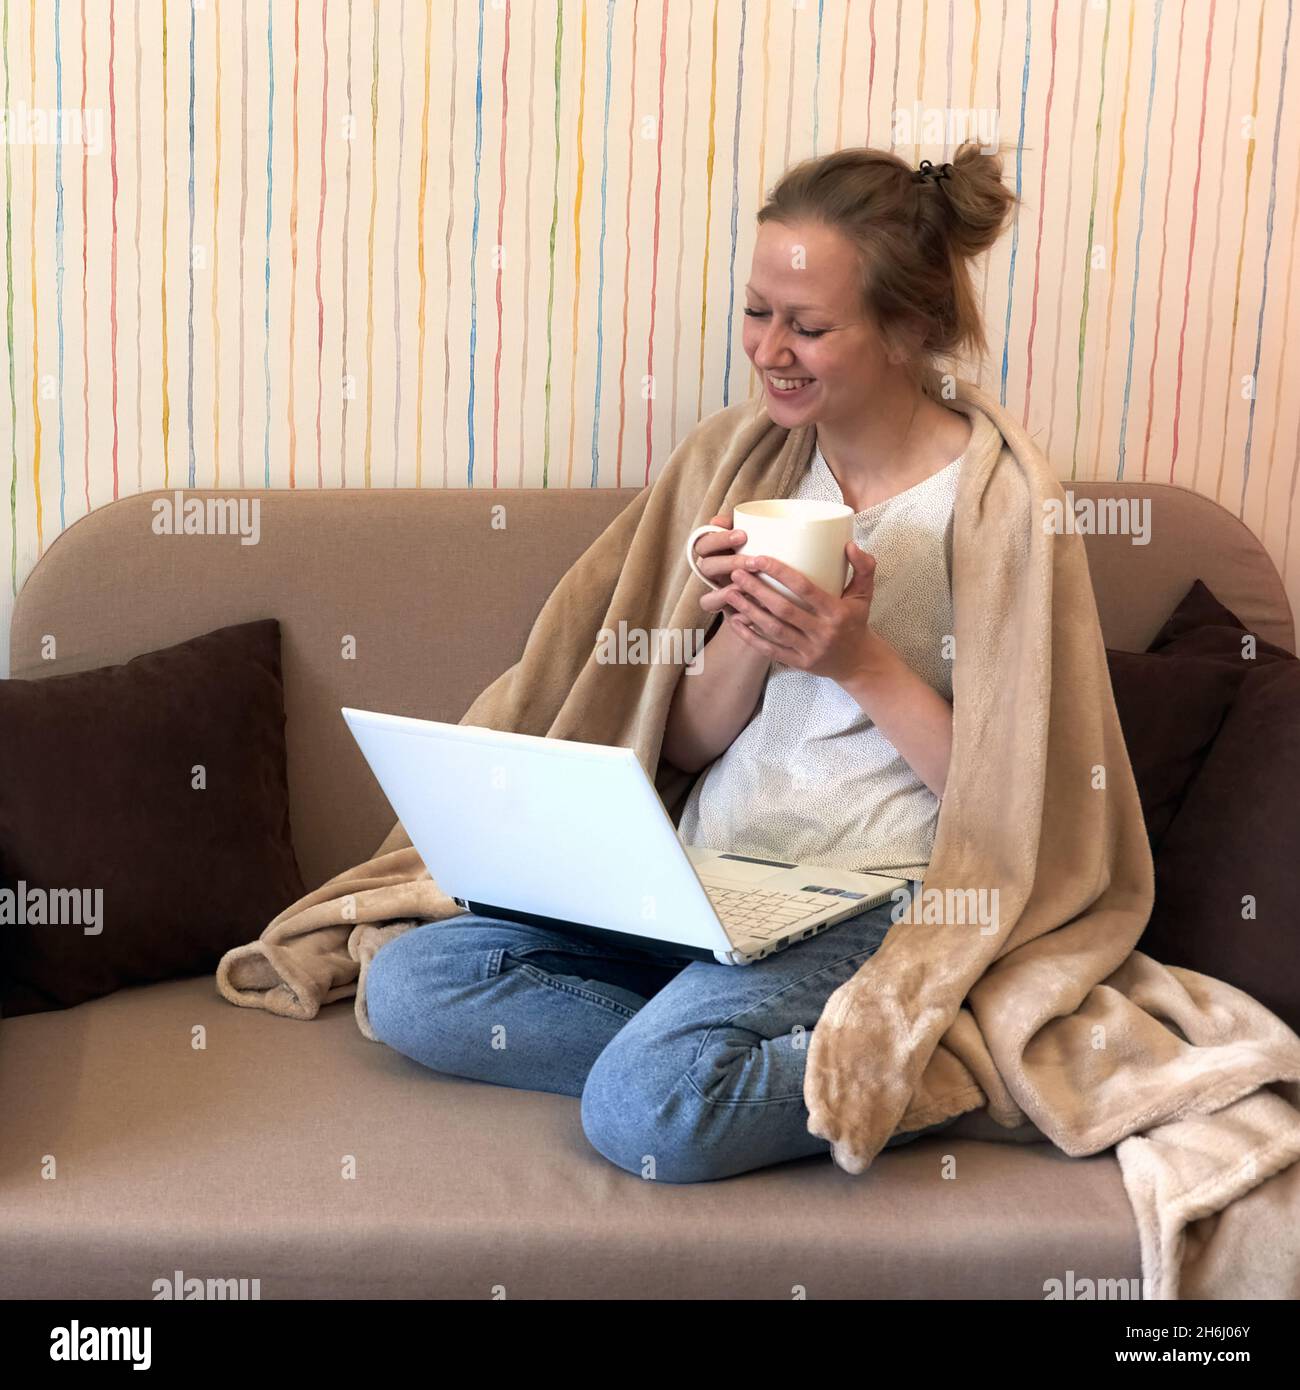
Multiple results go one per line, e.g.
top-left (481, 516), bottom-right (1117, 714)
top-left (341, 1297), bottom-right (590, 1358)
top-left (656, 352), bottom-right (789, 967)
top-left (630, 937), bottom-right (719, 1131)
top-left (1, 480), bottom-right (1293, 1299)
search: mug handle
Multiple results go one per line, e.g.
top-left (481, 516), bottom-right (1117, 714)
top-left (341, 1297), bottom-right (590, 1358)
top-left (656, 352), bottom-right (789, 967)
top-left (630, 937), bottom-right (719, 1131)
top-left (685, 524), bottom-right (730, 590)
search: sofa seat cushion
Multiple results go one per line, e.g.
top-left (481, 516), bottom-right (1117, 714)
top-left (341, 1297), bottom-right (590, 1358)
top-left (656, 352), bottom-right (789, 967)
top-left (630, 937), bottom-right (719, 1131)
top-left (0, 976), bottom-right (1141, 1299)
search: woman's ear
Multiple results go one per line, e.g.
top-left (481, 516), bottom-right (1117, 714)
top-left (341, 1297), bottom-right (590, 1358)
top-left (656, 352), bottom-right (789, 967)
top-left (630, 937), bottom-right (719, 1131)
top-left (882, 315), bottom-right (927, 368)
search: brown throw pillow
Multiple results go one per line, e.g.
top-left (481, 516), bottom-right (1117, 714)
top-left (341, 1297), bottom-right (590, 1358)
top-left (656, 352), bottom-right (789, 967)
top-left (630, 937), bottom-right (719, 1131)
top-left (0, 618), bottom-right (305, 1016)
top-left (1146, 578), bottom-right (1294, 667)
top-left (1140, 658), bottom-right (1300, 1034)
top-left (1134, 579), bottom-right (1300, 1034)
top-left (1105, 649), bottom-right (1246, 853)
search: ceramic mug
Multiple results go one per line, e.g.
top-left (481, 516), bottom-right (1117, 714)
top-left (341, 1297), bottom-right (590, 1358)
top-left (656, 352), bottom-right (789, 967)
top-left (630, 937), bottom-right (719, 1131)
top-left (686, 498), bottom-right (855, 609)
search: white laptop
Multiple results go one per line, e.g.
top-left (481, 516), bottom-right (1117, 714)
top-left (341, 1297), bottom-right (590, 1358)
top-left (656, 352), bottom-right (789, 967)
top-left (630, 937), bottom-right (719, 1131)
top-left (341, 708), bottom-right (913, 966)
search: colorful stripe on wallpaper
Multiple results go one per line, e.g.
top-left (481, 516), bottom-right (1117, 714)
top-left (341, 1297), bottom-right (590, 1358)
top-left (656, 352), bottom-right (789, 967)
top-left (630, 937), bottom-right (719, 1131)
top-left (1, 0), bottom-right (1299, 633)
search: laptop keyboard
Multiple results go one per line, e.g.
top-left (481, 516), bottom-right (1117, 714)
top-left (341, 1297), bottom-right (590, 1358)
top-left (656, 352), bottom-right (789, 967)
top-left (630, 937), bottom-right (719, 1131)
top-left (701, 884), bottom-right (869, 941)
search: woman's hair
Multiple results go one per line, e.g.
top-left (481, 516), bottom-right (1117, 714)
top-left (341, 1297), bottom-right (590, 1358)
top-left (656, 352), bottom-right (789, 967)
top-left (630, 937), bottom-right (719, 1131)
top-left (756, 142), bottom-right (1020, 396)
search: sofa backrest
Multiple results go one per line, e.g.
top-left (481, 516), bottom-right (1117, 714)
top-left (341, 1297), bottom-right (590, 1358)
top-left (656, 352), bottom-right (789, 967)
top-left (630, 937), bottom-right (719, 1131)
top-left (10, 482), bottom-right (1294, 891)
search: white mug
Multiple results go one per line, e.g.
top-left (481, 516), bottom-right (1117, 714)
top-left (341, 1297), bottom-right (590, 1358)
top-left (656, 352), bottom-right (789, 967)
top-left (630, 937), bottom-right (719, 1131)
top-left (686, 498), bottom-right (855, 608)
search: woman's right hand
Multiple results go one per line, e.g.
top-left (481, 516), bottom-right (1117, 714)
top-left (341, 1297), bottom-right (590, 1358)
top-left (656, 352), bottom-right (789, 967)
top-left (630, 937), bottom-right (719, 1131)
top-left (691, 512), bottom-right (748, 616)
top-left (665, 512), bottom-right (772, 772)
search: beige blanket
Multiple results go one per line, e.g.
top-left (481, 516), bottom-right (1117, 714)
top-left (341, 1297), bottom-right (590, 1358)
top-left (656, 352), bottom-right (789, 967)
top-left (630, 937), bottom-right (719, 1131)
top-left (218, 376), bottom-right (1300, 1299)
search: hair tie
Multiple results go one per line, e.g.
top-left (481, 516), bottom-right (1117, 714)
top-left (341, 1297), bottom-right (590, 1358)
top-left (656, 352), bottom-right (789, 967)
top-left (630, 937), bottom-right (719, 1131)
top-left (914, 159), bottom-right (954, 184)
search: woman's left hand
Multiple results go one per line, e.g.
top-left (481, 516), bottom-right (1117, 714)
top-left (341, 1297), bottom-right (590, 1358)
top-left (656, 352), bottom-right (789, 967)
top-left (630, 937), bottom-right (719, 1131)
top-left (721, 543), bottom-right (879, 682)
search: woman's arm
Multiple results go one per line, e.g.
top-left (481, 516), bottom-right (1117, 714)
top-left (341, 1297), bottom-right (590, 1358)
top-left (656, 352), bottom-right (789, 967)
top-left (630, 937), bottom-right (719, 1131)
top-left (837, 631), bottom-right (954, 798)
top-left (661, 612), bottom-right (772, 774)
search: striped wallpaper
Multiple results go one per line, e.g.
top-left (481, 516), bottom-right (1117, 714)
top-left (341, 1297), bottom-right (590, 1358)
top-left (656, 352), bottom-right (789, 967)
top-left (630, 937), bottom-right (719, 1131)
top-left (1, 0), bottom-right (1299, 678)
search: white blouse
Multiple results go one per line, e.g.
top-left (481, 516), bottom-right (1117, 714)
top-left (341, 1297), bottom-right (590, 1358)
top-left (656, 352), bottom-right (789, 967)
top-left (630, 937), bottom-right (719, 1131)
top-left (676, 436), bottom-right (962, 882)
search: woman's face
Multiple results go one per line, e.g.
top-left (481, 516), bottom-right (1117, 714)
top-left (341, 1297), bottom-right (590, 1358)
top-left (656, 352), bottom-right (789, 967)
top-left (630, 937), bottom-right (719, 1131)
top-left (743, 218), bottom-right (906, 429)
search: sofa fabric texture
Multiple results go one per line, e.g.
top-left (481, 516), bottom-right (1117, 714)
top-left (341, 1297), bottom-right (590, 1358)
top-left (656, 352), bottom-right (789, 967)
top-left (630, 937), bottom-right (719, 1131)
top-left (0, 973), bottom-right (1140, 1299)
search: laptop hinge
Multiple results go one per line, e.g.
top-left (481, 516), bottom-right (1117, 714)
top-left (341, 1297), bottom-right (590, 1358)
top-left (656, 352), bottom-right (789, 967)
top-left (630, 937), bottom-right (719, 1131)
top-left (462, 900), bottom-right (714, 964)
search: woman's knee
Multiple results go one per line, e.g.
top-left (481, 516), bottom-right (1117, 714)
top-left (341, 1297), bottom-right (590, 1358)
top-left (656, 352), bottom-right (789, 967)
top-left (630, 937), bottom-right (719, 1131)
top-left (580, 1033), bottom-right (731, 1184)
top-left (365, 922), bottom-right (481, 1061)
top-left (365, 929), bottom-right (423, 1048)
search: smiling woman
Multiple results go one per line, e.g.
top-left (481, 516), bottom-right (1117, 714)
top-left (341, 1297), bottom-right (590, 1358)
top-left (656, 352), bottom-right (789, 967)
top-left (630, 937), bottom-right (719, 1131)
top-left (668, 142), bottom-right (1020, 824)
top-left (363, 141), bottom-right (1021, 1188)
top-left (741, 141), bottom-right (1018, 499)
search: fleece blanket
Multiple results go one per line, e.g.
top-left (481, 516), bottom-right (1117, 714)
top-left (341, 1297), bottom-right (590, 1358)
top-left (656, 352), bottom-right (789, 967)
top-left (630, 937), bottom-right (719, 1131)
top-left (217, 376), bottom-right (1300, 1300)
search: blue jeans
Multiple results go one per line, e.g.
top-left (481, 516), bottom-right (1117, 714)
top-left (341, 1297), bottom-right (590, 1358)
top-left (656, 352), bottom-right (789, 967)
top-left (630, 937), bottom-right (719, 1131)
top-left (365, 887), bottom-right (957, 1183)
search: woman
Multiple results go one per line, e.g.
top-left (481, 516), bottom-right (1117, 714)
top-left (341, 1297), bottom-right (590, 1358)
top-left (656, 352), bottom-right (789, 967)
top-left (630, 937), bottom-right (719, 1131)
top-left (365, 142), bottom-right (1019, 1183)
